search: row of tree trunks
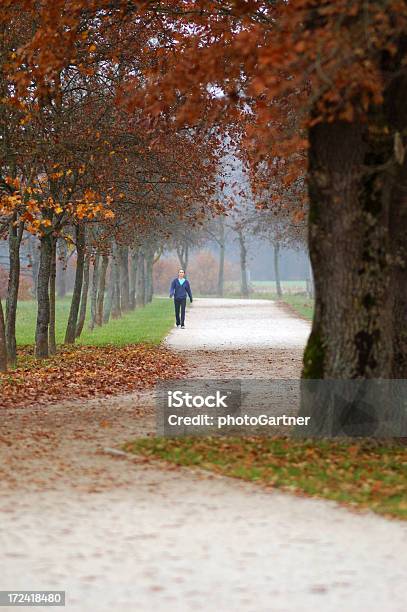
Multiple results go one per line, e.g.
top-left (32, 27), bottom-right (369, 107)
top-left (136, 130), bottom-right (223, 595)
top-left (5, 217), bottom-right (24, 365)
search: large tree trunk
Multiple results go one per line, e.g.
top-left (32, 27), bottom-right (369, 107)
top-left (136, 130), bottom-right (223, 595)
top-left (136, 250), bottom-right (146, 307)
top-left (96, 255), bottom-right (109, 325)
top-left (6, 218), bottom-right (23, 365)
top-left (48, 236), bottom-right (57, 355)
top-left (88, 254), bottom-right (100, 331)
top-left (119, 246), bottom-right (130, 311)
top-left (0, 297), bottom-right (7, 372)
top-left (217, 218), bottom-right (225, 297)
top-left (129, 248), bottom-right (138, 310)
top-left (273, 242), bottom-right (282, 298)
top-left (238, 229), bottom-right (249, 298)
top-left (303, 120), bottom-right (393, 382)
top-left (56, 238), bottom-right (67, 298)
top-left (76, 254), bottom-right (90, 338)
top-left (64, 225), bottom-right (86, 344)
top-left (35, 233), bottom-right (53, 358)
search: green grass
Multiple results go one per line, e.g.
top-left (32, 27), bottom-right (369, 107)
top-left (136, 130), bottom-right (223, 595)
top-left (281, 294), bottom-right (314, 320)
top-left (124, 437), bottom-right (407, 520)
top-left (15, 296), bottom-right (176, 346)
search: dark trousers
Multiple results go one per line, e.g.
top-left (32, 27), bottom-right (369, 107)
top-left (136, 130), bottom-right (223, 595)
top-left (174, 298), bottom-right (186, 326)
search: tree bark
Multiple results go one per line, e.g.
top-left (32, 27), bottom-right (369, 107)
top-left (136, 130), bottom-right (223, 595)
top-left (64, 224), bottom-right (86, 344)
top-left (6, 218), bottom-right (23, 365)
top-left (0, 297), bottom-right (7, 372)
top-left (35, 233), bottom-right (53, 358)
top-left (88, 254), bottom-right (100, 331)
top-left (48, 236), bottom-right (57, 355)
top-left (135, 250), bottom-right (146, 307)
top-left (238, 229), bottom-right (249, 298)
top-left (96, 255), bottom-right (109, 325)
top-left (273, 242), bottom-right (282, 298)
top-left (129, 248), bottom-right (138, 310)
top-left (76, 254), bottom-right (90, 338)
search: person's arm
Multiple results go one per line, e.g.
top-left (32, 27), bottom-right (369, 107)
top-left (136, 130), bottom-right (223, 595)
top-left (186, 280), bottom-right (193, 302)
top-left (169, 279), bottom-right (175, 298)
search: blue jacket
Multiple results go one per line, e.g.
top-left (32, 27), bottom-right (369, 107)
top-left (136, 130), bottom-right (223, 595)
top-left (169, 278), bottom-right (193, 301)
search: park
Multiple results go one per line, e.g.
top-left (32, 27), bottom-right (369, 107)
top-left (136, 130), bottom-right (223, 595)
top-left (0, 2), bottom-right (407, 611)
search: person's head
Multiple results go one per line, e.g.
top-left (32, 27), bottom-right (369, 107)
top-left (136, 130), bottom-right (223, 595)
top-left (178, 269), bottom-right (185, 279)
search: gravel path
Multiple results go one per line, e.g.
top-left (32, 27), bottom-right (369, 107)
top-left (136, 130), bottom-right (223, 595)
top-left (1, 298), bottom-right (406, 612)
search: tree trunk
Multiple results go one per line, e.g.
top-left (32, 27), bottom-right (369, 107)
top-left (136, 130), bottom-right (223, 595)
top-left (64, 225), bottom-right (86, 344)
top-left (6, 218), bottom-right (23, 365)
top-left (111, 244), bottom-right (121, 319)
top-left (303, 119), bottom-right (394, 384)
top-left (88, 254), bottom-right (100, 331)
top-left (217, 219), bottom-right (225, 297)
top-left (119, 246), bottom-right (130, 311)
top-left (96, 255), bottom-right (109, 325)
top-left (48, 236), bottom-right (57, 355)
top-left (56, 238), bottom-right (68, 298)
top-left (27, 234), bottom-right (40, 298)
top-left (176, 241), bottom-right (189, 273)
top-left (136, 250), bottom-right (146, 307)
top-left (103, 263), bottom-right (114, 324)
top-left (145, 249), bottom-right (154, 303)
top-left (273, 242), bottom-right (282, 298)
top-left (35, 233), bottom-right (53, 358)
top-left (238, 230), bottom-right (249, 298)
top-left (0, 297), bottom-right (7, 372)
top-left (129, 248), bottom-right (138, 310)
top-left (305, 256), bottom-right (314, 299)
top-left (76, 254), bottom-right (90, 338)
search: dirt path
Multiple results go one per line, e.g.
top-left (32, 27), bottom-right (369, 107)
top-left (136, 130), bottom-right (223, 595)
top-left (1, 299), bottom-right (406, 612)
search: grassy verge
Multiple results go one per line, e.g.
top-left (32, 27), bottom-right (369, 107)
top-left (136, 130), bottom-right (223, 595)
top-left (280, 294), bottom-right (314, 320)
top-left (15, 296), bottom-right (175, 346)
top-left (123, 437), bottom-right (407, 520)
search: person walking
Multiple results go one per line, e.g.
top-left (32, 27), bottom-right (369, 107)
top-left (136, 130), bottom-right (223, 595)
top-left (169, 269), bottom-right (193, 328)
